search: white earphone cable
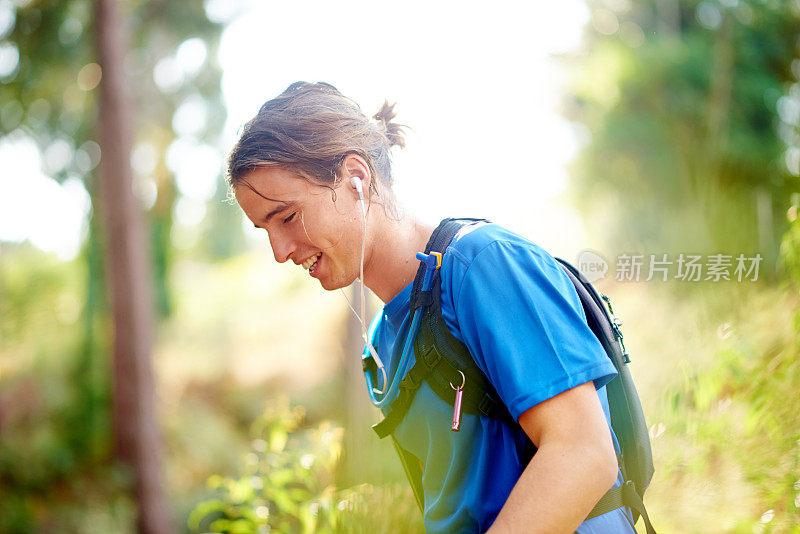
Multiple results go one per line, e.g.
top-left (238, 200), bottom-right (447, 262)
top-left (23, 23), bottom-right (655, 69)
top-left (358, 193), bottom-right (388, 394)
top-left (342, 177), bottom-right (387, 395)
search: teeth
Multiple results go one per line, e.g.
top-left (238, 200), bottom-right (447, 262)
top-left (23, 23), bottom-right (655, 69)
top-left (302, 253), bottom-right (321, 273)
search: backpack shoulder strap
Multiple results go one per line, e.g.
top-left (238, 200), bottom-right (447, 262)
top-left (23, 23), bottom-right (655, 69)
top-left (372, 218), bottom-right (514, 438)
top-left (410, 218), bottom-right (488, 312)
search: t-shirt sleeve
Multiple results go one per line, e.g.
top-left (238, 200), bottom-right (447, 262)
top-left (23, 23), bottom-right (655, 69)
top-left (445, 238), bottom-right (617, 422)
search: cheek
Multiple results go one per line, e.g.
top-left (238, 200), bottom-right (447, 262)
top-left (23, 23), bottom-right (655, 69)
top-left (293, 212), bottom-right (335, 251)
top-left (302, 206), bottom-right (361, 252)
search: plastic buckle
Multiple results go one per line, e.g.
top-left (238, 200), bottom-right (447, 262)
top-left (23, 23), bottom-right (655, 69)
top-left (431, 251), bottom-right (442, 269)
top-left (400, 370), bottom-right (419, 390)
top-left (416, 251), bottom-right (443, 292)
top-left (479, 394), bottom-right (494, 416)
top-left (416, 251), bottom-right (442, 270)
top-left (413, 291), bottom-right (433, 310)
top-left (423, 347), bottom-right (442, 368)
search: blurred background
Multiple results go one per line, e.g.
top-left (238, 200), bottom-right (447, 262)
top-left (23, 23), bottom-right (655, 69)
top-left (1, 0), bottom-right (800, 532)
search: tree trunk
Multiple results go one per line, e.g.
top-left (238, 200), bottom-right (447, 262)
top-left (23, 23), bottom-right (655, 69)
top-left (94, 0), bottom-right (173, 532)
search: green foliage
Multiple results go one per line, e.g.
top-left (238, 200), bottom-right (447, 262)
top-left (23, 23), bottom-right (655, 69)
top-left (335, 483), bottom-right (424, 534)
top-left (568, 0), bottom-right (800, 274)
top-left (0, 244), bottom-right (132, 533)
top-left (1, 0), bottom-right (232, 527)
top-left (187, 398), bottom-right (425, 534)
top-left (663, 333), bottom-right (800, 530)
top-left (1, 0), bottom-right (234, 323)
top-left (569, 7), bottom-right (800, 523)
top-left (1, 0), bottom-right (226, 178)
top-left (650, 278), bottom-right (800, 531)
top-left (188, 398), bottom-right (345, 534)
top-left (568, 13), bottom-right (800, 525)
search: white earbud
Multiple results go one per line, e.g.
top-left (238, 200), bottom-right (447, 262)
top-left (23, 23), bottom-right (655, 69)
top-left (349, 176), bottom-right (364, 201)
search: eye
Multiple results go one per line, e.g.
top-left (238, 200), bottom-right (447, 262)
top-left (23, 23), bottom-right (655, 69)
top-left (283, 212), bottom-right (296, 224)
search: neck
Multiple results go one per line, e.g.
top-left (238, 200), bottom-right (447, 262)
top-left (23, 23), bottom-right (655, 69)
top-left (362, 211), bottom-right (435, 303)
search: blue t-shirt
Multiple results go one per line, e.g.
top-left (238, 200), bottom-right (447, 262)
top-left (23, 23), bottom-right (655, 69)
top-left (367, 223), bottom-right (636, 533)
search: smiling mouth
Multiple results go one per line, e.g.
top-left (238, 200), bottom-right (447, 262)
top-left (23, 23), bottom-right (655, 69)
top-left (302, 253), bottom-right (322, 275)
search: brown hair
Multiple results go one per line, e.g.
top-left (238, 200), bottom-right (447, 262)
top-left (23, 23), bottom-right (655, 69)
top-left (227, 81), bottom-right (406, 217)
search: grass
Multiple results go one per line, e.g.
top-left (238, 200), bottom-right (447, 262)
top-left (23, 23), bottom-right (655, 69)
top-left (599, 276), bottom-right (800, 533)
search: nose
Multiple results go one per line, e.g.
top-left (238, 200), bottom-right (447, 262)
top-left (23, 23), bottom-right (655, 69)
top-left (267, 229), bottom-right (297, 264)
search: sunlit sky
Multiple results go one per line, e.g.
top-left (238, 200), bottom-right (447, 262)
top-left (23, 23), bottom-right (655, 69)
top-left (0, 0), bottom-right (592, 261)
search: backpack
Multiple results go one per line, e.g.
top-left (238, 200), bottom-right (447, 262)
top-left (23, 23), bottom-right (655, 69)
top-left (363, 218), bottom-right (657, 533)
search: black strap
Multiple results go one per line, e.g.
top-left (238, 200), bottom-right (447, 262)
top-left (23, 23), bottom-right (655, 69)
top-left (372, 338), bottom-right (444, 438)
top-left (415, 307), bottom-right (517, 427)
top-left (587, 484), bottom-right (625, 519)
top-left (365, 218), bottom-right (471, 390)
top-left (374, 218), bottom-right (504, 439)
top-left (374, 217), bottom-right (515, 435)
top-left (373, 309), bottom-right (518, 439)
top-left (586, 481), bottom-right (656, 533)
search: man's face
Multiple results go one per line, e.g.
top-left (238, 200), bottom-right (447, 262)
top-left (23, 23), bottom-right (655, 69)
top-left (234, 166), bottom-right (364, 291)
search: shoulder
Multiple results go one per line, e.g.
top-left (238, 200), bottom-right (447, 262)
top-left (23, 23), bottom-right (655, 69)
top-left (442, 222), bottom-right (565, 284)
top-left (448, 222), bottom-right (531, 255)
top-left (439, 221), bottom-right (584, 334)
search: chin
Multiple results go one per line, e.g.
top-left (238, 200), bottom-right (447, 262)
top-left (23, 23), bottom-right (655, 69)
top-left (318, 273), bottom-right (358, 292)
top-left (319, 279), bottom-right (339, 291)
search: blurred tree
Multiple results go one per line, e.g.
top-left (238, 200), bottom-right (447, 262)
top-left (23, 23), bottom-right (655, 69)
top-left (0, 0), bottom-right (227, 531)
top-left (0, 0), bottom-right (227, 316)
top-left (566, 0), bottom-right (800, 278)
top-left (95, 0), bottom-right (170, 531)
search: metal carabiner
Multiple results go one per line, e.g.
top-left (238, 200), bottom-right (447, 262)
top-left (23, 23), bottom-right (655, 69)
top-left (449, 370), bottom-right (466, 391)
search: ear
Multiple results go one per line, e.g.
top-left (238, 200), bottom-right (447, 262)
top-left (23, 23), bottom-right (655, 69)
top-left (340, 153), bottom-right (373, 200)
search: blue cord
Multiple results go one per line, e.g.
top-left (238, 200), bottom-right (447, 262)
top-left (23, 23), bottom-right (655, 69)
top-left (365, 252), bottom-right (439, 408)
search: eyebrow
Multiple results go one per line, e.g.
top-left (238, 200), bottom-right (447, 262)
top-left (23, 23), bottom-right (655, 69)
top-left (239, 179), bottom-right (298, 228)
top-left (254, 200), bottom-right (296, 227)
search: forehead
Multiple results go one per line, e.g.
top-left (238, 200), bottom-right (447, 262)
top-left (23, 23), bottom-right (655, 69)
top-left (234, 166), bottom-right (311, 209)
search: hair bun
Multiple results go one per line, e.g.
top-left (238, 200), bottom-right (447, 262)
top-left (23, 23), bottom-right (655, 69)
top-left (373, 101), bottom-right (406, 149)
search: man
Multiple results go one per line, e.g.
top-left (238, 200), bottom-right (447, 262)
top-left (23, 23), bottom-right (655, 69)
top-left (229, 81), bottom-right (636, 532)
